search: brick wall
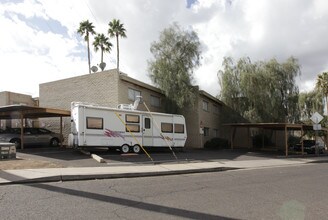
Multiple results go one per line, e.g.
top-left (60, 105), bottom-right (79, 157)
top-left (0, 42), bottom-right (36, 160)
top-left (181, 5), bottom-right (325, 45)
top-left (118, 75), bottom-right (166, 113)
top-left (0, 91), bottom-right (37, 129)
top-left (39, 69), bottom-right (120, 109)
top-left (39, 70), bottom-right (120, 143)
top-left (38, 70), bottom-right (237, 149)
top-left (0, 91), bottom-right (36, 106)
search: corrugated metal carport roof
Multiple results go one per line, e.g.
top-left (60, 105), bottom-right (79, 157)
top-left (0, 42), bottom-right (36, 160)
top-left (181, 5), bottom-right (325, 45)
top-left (0, 104), bottom-right (70, 149)
top-left (0, 104), bottom-right (70, 119)
top-left (225, 123), bottom-right (327, 157)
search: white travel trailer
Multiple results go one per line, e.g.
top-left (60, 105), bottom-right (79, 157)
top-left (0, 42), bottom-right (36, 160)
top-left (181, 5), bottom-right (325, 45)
top-left (68, 99), bottom-right (187, 153)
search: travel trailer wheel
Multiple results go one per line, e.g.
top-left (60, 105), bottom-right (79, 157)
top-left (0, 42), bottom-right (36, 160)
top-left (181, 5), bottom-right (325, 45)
top-left (132, 145), bottom-right (141, 154)
top-left (121, 144), bottom-right (130, 153)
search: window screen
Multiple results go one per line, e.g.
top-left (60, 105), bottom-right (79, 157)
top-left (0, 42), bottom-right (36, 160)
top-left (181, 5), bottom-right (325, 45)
top-left (161, 123), bottom-right (173, 133)
top-left (128, 88), bottom-right (141, 101)
top-left (203, 101), bottom-right (209, 111)
top-left (150, 95), bottom-right (161, 107)
top-left (204, 127), bottom-right (210, 136)
top-left (126, 114), bottom-right (140, 123)
top-left (126, 124), bottom-right (140, 132)
top-left (174, 124), bottom-right (184, 133)
top-left (145, 118), bottom-right (151, 129)
top-left (87, 117), bottom-right (103, 129)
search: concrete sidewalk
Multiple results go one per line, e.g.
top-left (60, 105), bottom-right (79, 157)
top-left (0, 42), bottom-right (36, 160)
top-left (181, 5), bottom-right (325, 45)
top-left (1, 157), bottom-right (328, 185)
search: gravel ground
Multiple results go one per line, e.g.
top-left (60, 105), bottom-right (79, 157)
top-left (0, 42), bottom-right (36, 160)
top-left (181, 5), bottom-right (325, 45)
top-left (0, 157), bottom-right (64, 170)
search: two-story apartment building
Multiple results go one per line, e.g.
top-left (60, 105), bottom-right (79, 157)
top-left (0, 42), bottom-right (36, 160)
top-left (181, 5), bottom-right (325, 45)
top-left (39, 69), bottom-right (230, 148)
top-left (0, 91), bottom-right (39, 129)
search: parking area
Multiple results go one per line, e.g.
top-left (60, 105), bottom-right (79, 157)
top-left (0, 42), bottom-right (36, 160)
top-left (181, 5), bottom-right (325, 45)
top-left (0, 146), bottom-right (290, 170)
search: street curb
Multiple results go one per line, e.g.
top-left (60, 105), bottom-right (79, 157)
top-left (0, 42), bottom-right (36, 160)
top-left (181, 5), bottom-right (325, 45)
top-left (0, 167), bottom-right (239, 185)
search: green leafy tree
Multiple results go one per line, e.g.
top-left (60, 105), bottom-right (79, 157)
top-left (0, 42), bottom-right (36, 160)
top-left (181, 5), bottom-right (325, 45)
top-left (219, 56), bottom-right (301, 123)
top-left (316, 71), bottom-right (328, 114)
top-left (93, 33), bottom-right (113, 71)
top-left (77, 20), bottom-right (96, 74)
top-left (148, 23), bottom-right (201, 110)
top-left (108, 19), bottom-right (127, 73)
top-left (299, 91), bottom-right (323, 120)
top-left (218, 57), bottom-right (254, 118)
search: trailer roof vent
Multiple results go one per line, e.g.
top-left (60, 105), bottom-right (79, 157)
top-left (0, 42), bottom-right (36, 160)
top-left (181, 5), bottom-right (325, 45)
top-left (117, 104), bottom-right (135, 110)
top-left (117, 96), bottom-right (143, 111)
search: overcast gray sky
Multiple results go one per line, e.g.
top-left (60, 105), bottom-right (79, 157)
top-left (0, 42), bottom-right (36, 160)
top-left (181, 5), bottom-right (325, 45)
top-left (0, 0), bottom-right (327, 98)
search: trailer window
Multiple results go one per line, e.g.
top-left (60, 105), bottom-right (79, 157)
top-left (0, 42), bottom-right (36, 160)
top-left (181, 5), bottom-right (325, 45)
top-left (161, 123), bottom-right (173, 133)
top-left (126, 114), bottom-right (140, 123)
top-left (87, 117), bottom-right (103, 129)
top-left (145, 118), bottom-right (151, 129)
top-left (126, 124), bottom-right (140, 132)
top-left (174, 124), bottom-right (184, 133)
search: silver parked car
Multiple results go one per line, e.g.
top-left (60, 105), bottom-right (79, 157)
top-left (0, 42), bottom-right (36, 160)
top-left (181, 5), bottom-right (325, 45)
top-left (0, 128), bottom-right (64, 148)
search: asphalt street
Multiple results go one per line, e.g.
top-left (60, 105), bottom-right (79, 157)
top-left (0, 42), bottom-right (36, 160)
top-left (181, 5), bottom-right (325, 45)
top-left (1, 162), bottom-right (327, 219)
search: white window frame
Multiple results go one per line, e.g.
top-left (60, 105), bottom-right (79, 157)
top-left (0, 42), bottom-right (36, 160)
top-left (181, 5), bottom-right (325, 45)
top-left (213, 104), bottom-right (219, 114)
top-left (204, 127), bottom-right (210, 136)
top-left (202, 100), bottom-right (209, 111)
top-left (128, 88), bottom-right (141, 101)
top-left (213, 128), bottom-right (219, 137)
top-left (150, 95), bottom-right (161, 107)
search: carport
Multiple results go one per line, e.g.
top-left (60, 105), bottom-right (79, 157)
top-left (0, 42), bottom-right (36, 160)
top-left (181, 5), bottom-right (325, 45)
top-left (0, 104), bottom-right (71, 149)
top-left (226, 123), bottom-right (328, 157)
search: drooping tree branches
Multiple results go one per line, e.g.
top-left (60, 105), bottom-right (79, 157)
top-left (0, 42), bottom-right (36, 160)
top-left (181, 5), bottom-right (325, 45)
top-left (219, 56), bottom-right (301, 123)
top-left (148, 23), bottom-right (201, 110)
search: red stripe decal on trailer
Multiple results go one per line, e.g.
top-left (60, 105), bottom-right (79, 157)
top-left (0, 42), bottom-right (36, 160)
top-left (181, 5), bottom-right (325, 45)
top-left (104, 129), bottom-right (125, 140)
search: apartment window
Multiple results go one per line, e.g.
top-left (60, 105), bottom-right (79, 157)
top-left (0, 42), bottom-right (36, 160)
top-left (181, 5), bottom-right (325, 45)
top-left (204, 127), bottom-right (210, 136)
top-left (150, 95), bottom-right (161, 107)
top-left (213, 129), bottom-right (219, 137)
top-left (202, 100), bottom-right (209, 111)
top-left (128, 88), bottom-right (141, 101)
top-left (213, 105), bottom-right (219, 114)
top-left (86, 117), bottom-right (103, 130)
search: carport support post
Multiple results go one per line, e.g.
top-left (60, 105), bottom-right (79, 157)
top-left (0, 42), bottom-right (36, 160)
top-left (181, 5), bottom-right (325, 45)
top-left (60, 116), bottom-right (63, 148)
top-left (231, 127), bottom-right (236, 150)
top-left (301, 126), bottom-right (304, 155)
top-left (20, 112), bottom-right (24, 149)
top-left (285, 125), bottom-right (288, 157)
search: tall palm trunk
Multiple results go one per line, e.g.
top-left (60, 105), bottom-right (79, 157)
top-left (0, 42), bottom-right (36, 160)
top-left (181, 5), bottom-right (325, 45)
top-left (116, 34), bottom-right (119, 73)
top-left (101, 49), bottom-right (103, 64)
top-left (325, 94), bottom-right (328, 115)
top-left (87, 33), bottom-right (91, 74)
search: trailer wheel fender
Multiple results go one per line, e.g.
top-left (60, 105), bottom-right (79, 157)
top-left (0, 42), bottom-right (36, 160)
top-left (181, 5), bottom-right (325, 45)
top-left (121, 144), bottom-right (130, 154)
top-left (132, 144), bottom-right (141, 154)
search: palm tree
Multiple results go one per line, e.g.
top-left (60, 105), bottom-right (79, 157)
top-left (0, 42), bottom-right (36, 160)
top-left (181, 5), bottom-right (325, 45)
top-left (316, 71), bottom-right (328, 114)
top-left (93, 33), bottom-right (113, 71)
top-left (108, 19), bottom-right (127, 73)
top-left (77, 20), bottom-right (96, 74)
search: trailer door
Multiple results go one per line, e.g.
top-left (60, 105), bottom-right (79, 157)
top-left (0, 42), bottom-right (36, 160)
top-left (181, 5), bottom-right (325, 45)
top-left (142, 116), bottom-right (153, 147)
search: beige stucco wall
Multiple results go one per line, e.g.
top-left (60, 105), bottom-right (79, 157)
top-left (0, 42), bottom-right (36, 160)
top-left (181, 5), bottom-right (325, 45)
top-left (37, 69), bottom-right (244, 149)
top-left (39, 69), bottom-right (170, 145)
top-left (39, 69), bottom-right (120, 110)
top-left (0, 91), bottom-right (38, 129)
top-left (39, 70), bottom-right (120, 143)
top-left (181, 102), bottom-right (200, 148)
top-left (0, 91), bottom-right (36, 106)
top-left (180, 91), bottom-right (223, 149)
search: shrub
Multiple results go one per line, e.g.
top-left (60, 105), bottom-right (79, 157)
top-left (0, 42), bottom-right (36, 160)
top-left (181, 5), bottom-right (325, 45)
top-left (288, 135), bottom-right (300, 148)
top-left (204, 138), bottom-right (229, 150)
